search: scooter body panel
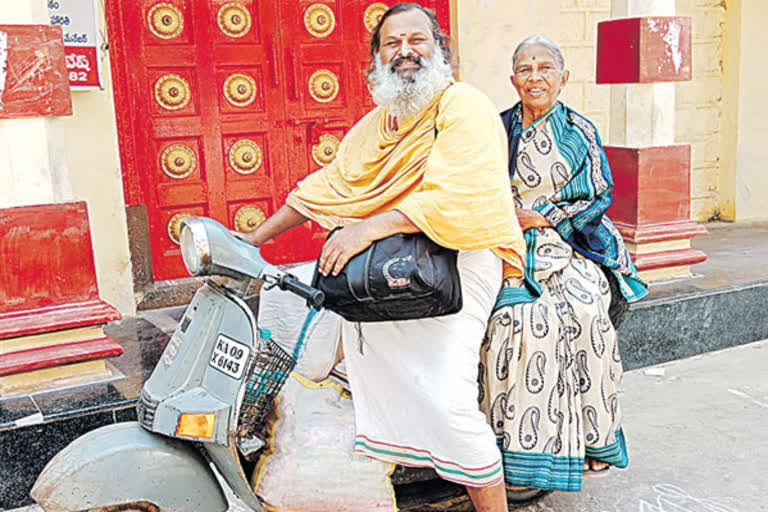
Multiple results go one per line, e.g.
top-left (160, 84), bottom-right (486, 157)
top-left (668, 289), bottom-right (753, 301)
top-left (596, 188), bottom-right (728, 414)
top-left (205, 442), bottom-right (267, 512)
top-left (31, 422), bottom-right (228, 512)
top-left (137, 281), bottom-right (265, 508)
top-left (140, 282), bottom-right (255, 446)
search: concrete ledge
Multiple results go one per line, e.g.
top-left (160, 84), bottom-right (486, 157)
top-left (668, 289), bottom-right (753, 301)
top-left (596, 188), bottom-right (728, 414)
top-left (618, 280), bottom-right (768, 370)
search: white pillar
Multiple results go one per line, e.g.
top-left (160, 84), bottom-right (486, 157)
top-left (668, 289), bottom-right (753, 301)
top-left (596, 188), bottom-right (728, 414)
top-left (611, 0), bottom-right (674, 18)
top-left (609, 83), bottom-right (676, 147)
top-left (605, 0), bottom-right (707, 282)
top-left (608, 0), bottom-right (677, 149)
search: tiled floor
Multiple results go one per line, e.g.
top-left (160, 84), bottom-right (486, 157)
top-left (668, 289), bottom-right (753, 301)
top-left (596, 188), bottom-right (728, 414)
top-left (646, 220), bottom-right (768, 298)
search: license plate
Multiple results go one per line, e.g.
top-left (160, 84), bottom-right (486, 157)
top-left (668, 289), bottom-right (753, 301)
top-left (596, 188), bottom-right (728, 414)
top-left (209, 334), bottom-right (250, 380)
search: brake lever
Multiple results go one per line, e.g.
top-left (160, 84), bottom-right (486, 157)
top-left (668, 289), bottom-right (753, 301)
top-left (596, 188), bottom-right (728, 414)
top-left (261, 274), bottom-right (279, 291)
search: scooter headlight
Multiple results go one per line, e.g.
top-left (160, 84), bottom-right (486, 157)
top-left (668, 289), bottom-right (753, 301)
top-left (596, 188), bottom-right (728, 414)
top-left (179, 219), bottom-right (210, 276)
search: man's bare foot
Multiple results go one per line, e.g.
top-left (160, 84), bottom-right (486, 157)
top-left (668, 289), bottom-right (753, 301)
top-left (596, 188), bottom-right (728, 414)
top-left (583, 457), bottom-right (610, 477)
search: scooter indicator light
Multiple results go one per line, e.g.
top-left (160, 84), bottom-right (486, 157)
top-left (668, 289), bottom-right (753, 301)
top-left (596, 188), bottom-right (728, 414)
top-left (176, 412), bottom-right (215, 439)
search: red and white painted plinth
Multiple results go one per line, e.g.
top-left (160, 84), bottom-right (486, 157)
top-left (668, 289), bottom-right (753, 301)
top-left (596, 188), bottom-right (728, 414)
top-left (597, 14), bottom-right (707, 281)
top-left (606, 145), bottom-right (707, 278)
top-left (0, 203), bottom-right (123, 396)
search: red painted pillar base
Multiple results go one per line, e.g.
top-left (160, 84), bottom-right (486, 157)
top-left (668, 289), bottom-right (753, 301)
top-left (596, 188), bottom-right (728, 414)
top-left (0, 202), bottom-right (123, 396)
top-left (606, 145), bottom-right (708, 280)
top-left (597, 17), bottom-right (692, 84)
top-left (597, 16), bottom-right (706, 281)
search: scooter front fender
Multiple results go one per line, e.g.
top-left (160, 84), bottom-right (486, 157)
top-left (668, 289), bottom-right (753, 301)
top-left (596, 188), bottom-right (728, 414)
top-left (32, 422), bottom-right (228, 512)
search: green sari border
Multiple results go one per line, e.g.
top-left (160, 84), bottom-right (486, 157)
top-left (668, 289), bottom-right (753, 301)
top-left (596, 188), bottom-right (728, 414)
top-left (494, 228), bottom-right (542, 310)
top-left (585, 428), bottom-right (629, 468)
top-left (497, 428), bottom-right (629, 492)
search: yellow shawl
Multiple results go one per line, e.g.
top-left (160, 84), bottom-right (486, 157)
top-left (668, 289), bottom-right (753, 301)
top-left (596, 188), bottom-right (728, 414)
top-left (286, 82), bottom-right (525, 276)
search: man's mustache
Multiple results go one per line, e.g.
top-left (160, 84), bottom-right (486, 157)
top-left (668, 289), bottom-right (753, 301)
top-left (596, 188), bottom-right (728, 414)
top-left (389, 55), bottom-right (423, 73)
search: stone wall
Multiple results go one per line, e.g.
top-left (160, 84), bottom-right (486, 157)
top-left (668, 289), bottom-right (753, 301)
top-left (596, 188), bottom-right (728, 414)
top-left (559, 0), bottom-right (727, 222)
top-left (676, 0), bottom-right (726, 221)
top-left (452, 0), bottom-right (562, 111)
top-left (559, 0), bottom-right (612, 139)
top-left (722, 0), bottom-right (768, 221)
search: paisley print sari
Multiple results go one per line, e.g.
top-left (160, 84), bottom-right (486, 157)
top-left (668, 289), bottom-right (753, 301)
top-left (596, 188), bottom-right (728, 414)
top-left (478, 103), bottom-right (646, 492)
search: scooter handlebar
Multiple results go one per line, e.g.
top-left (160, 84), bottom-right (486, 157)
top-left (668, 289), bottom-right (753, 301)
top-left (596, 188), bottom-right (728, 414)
top-left (278, 275), bottom-right (325, 309)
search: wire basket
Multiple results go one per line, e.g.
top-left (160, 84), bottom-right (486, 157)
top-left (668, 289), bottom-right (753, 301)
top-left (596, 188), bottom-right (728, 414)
top-left (237, 336), bottom-right (295, 438)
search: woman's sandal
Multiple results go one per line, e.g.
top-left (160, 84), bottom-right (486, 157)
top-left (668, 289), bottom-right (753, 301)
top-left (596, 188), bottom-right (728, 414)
top-left (583, 459), bottom-right (611, 478)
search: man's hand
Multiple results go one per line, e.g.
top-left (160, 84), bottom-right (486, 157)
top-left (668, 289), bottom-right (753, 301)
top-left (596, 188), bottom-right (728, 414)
top-left (239, 204), bottom-right (309, 246)
top-left (516, 208), bottom-right (551, 232)
top-left (318, 222), bottom-right (376, 276)
top-left (318, 209), bottom-right (420, 276)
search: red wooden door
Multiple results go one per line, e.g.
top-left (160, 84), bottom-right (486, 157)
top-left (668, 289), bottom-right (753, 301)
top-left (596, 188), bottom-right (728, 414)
top-left (108, 1), bottom-right (450, 281)
top-left (274, 1), bottom-right (451, 259)
top-left (209, 0), bottom-right (294, 264)
top-left (277, 1), bottom-right (367, 258)
top-left (115, 0), bottom-right (289, 279)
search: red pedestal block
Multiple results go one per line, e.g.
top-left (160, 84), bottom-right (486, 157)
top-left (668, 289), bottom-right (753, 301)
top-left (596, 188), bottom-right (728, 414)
top-left (596, 16), bottom-right (692, 84)
top-left (0, 25), bottom-right (73, 118)
top-left (606, 145), bottom-right (707, 272)
top-left (0, 202), bottom-right (122, 376)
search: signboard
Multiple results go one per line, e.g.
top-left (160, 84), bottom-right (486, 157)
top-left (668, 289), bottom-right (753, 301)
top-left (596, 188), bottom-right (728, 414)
top-left (0, 25), bottom-right (73, 118)
top-left (47, 0), bottom-right (103, 90)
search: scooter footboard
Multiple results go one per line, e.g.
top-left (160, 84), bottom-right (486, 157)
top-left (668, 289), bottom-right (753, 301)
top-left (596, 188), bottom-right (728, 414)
top-left (32, 422), bottom-right (228, 512)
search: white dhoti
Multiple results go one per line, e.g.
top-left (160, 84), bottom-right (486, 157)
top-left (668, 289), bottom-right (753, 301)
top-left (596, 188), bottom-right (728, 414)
top-left (342, 249), bottom-right (504, 487)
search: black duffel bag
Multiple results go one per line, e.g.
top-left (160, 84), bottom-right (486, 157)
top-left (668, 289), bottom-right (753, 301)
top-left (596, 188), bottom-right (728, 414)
top-left (311, 228), bottom-right (462, 323)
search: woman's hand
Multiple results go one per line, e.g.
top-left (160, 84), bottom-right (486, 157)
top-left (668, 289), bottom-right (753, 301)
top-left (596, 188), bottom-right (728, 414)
top-left (318, 222), bottom-right (376, 276)
top-left (516, 208), bottom-right (551, 232)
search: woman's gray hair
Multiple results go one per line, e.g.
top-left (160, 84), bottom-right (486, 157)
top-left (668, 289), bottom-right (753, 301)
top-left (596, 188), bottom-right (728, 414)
top-left (512, 35), bottom-right (566, 73)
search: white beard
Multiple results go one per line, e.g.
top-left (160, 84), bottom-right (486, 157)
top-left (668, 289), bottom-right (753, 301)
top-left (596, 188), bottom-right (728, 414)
top-left (367, 49), bottom-right (453, 121)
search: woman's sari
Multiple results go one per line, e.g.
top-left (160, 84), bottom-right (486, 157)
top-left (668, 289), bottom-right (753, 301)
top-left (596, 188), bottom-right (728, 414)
top-left (478, 102), bottom-right (647, 492)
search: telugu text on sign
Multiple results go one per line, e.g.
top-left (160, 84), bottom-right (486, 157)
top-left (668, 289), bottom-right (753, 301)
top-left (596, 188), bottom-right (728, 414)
top-left (48, 0), bottom-right (103, 90)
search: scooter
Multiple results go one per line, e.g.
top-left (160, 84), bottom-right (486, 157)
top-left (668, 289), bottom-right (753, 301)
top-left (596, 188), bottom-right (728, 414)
top-left (31, 217), bottom-right (550, 512)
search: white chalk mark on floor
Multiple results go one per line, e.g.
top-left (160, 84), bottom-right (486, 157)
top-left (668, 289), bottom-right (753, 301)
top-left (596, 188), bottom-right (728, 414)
top-left (728, 388), bottom-right (768, 409)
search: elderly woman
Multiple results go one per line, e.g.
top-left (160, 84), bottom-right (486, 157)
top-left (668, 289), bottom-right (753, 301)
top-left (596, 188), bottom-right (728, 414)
top-left (478, 35), bottom-right (648, 493)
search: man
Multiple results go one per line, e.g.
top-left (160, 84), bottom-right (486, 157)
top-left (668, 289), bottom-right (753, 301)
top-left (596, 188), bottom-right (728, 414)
top-left (243, 4), bottom-right (524, 511)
